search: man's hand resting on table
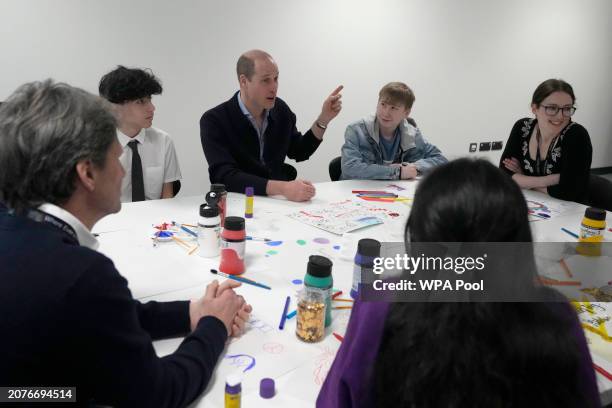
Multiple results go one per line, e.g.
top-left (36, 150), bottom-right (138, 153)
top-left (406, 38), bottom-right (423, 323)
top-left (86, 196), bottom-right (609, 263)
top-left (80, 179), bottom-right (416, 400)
top-left (267, 179), bottom-right (316, 202)
top-left (189, 280), bottom-right (251, 336)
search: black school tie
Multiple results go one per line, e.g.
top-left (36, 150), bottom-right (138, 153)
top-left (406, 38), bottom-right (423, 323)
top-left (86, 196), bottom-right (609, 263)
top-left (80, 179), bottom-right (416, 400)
top-left (128, 140), bottom-right (145, 202)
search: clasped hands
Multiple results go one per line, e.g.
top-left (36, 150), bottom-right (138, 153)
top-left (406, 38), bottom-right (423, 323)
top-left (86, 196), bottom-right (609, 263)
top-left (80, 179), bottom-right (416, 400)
top-left (189, 280), bottom-right (252, 337)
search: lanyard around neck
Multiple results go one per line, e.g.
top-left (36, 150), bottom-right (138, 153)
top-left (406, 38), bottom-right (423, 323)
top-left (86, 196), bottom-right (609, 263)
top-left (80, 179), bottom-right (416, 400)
top-left (24, 208), bottom-right (79, 243)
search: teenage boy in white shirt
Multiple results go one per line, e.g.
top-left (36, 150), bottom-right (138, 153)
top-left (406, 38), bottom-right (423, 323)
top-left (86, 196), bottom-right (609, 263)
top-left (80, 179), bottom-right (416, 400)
top-left (99, 66), bottom-right (181, 202)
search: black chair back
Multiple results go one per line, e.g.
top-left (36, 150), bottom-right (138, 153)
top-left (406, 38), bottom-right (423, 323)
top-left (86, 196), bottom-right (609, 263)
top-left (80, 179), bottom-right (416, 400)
top-left (172, 180), bottom-right (181, 197)
top-left (281, 163), bottom-right (297, 181)
top-left (329, 156), bottom-right (342, 181)
top-left (587, 174), bottom-right (612, 211)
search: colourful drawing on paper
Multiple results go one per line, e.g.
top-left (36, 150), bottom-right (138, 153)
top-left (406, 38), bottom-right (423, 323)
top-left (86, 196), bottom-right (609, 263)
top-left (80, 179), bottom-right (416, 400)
top-left (527, 200), bottom-right (552, 213)
top-left (266, 250), bottom-right (278, 256)
top-left (287, 200), bottom-right (390, 235)
top-left (225, 354), bottom-right (256, 372)
top-left (152, 222), bottom-right (195, 242)
top-left (262, 342), bottom-right (285, 354)
top-left (333, 245), bottom-right (341, 251)
top-left (523, 195), bottom-right (575, 222)
top-left (266, 241), bottom-right (283, 246)
top-left (526, 200), bottom-right (555, 221)
top-left (313, 346), bottom-right (338, 386)
top-left (573, 300), bottom-right (612, 342)
top-left (246, 317), bottom-right (275, 334)
top-left (155, 230), bottom-right (174, 240)
top-left (292, 279), bottom-right (303, 285)
top-left (296, 239), bottom-right (307, 246)
top-left (386, 184), bottom-right (406, 191)
top-left (313, 237), bottom-right (330, 244)
top-left (154, 222), bottom-right (172, 231)
top-left (364, 206), bottom-right (404, 217)
top-left (207, 313), bottom-right (321, 408)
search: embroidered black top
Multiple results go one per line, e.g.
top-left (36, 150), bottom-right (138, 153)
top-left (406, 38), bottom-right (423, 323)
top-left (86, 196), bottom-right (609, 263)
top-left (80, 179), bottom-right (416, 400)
top-left (500, 118), bottom-right (592, 203)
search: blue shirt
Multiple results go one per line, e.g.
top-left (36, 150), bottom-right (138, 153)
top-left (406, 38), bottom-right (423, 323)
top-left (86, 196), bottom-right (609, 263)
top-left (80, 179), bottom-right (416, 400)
top-left (237, 92), bottom-right (269, 164)
top-left (379, 128), bottom-right (401, 163)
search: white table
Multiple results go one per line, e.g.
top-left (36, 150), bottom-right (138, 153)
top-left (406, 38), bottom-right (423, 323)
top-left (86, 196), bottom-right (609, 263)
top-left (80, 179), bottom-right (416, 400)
top-left (93, 180), bottom-right (612, 407)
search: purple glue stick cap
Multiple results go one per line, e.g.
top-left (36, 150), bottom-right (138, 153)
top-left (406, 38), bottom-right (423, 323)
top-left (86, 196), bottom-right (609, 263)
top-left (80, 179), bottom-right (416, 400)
top-left (260, 377), bottom-right (275, 398)
top-left (246, 186), bottom-right (254, 196)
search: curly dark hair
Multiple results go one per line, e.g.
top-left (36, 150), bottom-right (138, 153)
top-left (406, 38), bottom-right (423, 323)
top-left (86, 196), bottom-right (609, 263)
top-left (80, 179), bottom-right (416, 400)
top-left (98, 65), bottom-right (162, 104)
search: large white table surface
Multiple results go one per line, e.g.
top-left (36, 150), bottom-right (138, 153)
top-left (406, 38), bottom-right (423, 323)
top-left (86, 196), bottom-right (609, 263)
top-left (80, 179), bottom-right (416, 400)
top-left (93, 180), bottom-right (612, 406)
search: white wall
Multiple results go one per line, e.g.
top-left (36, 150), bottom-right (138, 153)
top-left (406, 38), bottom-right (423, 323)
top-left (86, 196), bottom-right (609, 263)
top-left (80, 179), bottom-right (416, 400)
top-left (1, 0), bottom-right (611, 196)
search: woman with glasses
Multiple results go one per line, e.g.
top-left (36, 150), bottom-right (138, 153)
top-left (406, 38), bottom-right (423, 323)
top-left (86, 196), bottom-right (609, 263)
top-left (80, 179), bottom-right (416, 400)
top-left (317, 158), bottom-right (599, 407)
top-left (500, 78), bottom-right (592, 203)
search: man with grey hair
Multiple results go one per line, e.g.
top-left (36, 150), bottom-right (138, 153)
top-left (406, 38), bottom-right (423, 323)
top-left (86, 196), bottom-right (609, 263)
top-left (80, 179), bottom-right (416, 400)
top-left (0, 80), bottom-right (250, 407)
top-left (200, 49), bottom-right (343, 201)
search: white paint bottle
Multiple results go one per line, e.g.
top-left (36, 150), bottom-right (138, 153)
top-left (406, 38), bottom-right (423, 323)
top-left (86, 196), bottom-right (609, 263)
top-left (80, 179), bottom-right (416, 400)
top-left (198, 204), bottom-right (220, 258)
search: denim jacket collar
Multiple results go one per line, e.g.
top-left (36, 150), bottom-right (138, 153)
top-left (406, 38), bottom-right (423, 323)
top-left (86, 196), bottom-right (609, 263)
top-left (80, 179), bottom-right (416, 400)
top-left (363, 114), bottom-right (418, 151)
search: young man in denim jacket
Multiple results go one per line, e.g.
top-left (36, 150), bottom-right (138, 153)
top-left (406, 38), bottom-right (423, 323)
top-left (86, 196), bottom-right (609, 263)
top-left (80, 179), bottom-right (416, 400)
top-left (341, 82), bottom-right (447, 180)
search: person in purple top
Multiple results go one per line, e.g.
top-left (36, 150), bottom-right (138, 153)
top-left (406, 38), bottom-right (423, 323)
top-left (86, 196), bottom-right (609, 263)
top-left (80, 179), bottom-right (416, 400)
top-left (318, 158), bottom-right (600, 407)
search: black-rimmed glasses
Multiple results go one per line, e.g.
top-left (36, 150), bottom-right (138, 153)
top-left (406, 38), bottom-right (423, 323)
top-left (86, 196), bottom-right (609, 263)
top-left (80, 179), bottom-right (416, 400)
top-left (541, 105), bottom-right (576, 117)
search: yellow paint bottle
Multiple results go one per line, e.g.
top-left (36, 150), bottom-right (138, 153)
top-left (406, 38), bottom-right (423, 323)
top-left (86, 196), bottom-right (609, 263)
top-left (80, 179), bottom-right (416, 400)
top-left (577, 207), bottom-right (606, 256)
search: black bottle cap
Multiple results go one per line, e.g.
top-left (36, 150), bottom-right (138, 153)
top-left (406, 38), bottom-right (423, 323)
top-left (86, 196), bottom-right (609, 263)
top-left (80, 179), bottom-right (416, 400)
top-left (585, 207), bottom-right (606, 221)
top-left (223, 216), bottom-right (245, 231)
top-left (200, 204), bottom-right (219, 218)
top-left (210, 183), bottom-right (226, 194)
top-left (205, 191), bottom-right (219, 207)
top-left (307, 255), bottom-right (332, 278)
top-left (357, 238), bottom-right (381, 257)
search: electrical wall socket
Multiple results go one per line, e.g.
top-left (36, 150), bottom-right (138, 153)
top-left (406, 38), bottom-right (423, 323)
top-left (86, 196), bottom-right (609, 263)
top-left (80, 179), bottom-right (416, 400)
top-left (479, 142), bottom-right (491, 151)
top-left (492, 141), bottom-right (503, 150)
top-left (469, 143), bottom-right (477, 152)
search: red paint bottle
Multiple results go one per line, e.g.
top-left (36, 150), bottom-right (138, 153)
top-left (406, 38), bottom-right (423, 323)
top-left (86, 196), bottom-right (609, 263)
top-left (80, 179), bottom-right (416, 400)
top-left (219, 216), bottom-right (246, 275)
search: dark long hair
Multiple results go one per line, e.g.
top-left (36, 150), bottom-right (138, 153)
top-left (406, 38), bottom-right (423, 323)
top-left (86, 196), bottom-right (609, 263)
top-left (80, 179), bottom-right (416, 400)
top-left (532, 78), bottom-right (575, 106)
top-left (373, 159), bottom-right (593, 407)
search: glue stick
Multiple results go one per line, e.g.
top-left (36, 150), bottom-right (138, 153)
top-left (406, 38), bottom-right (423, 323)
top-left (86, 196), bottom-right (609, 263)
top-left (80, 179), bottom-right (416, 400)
top-left (245, 186), bottom-right (254, 218)
top-left (225, 374), bottom-right (241, 408)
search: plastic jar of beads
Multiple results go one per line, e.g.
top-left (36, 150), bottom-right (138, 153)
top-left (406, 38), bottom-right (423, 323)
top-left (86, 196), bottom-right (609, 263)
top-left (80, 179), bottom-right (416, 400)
top-left (296, 288), bottom-right (326, 343)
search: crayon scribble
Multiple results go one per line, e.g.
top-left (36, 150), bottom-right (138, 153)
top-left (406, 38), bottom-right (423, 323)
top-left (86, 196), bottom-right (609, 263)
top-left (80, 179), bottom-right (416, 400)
top-left (225, 354), bottom-right (256, 372)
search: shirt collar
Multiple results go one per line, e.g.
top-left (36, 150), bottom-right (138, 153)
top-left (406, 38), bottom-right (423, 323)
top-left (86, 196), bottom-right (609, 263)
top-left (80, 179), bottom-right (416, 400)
top-left (38, 203), bottom-right (99, 250)
top-left (117, 128), bottom-right (146, 148)
top-left (237, 92), bottom-right (270, 121)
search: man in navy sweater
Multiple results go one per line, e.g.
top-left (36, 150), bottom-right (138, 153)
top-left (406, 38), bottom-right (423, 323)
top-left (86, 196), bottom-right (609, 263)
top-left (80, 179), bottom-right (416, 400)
top-left (0, 80), bottom-right (250, 407)
top-left (200, 49), bottom-right (343, 202)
